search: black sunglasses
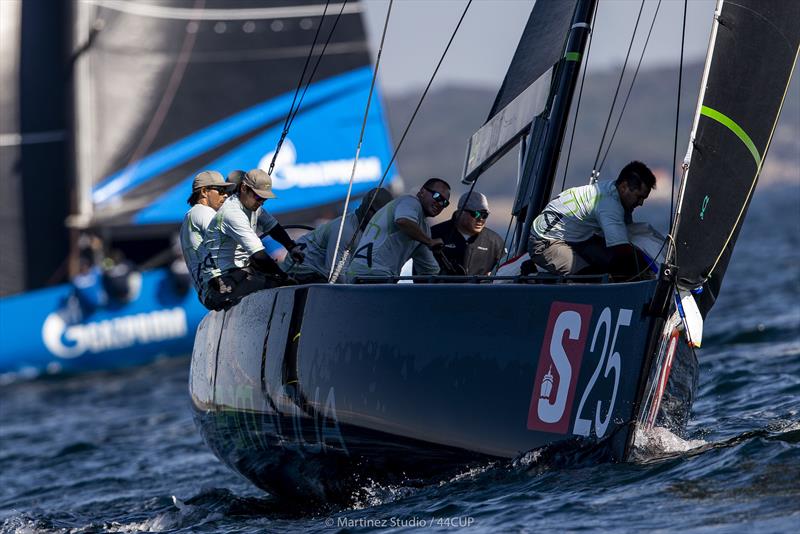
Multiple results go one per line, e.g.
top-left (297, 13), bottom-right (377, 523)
top-left (423, 187), bottom-right (450, 207)
top-left (208, 186), bottom-right (230, 194)
top-left (246, 185), bottom-right (267, 203)
top-left (466, 209), bottom-right (489, 220)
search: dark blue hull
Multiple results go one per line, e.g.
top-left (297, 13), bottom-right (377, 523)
top-left (189, 281), bottom-right (695, 501)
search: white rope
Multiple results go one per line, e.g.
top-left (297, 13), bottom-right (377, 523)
top-left (328, 0), bottom-right (393, 283)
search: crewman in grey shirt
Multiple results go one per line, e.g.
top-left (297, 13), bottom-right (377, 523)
top-left (347, 178), bottom-right (451, 282)
top-left (529, 161), bottom-right (656, 277)
top-left (282, 187), bottom-right (393, 283)
top-left (199, 169), bottom-right (304, 310)
top-left (179, 170), bottom-right (236, 296)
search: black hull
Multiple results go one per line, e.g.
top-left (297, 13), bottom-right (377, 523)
top-left (189, 282), bottom-right (695, 501)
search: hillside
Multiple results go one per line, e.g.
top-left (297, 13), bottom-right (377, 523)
top-left (384, 62), bottom-right (799, 198)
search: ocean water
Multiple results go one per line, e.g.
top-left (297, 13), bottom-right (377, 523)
top-left (1, 188), bottom-right (798, 533)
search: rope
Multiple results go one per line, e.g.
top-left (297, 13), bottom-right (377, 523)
top-left (328, 0), bottom-right (474, 280)
top-left (670, 0), bottom-right (687, 230)
top-left (268, 0), bottom-right (347, 176)
top-left (560, 4), bottom-right (597, 192)
top-left (597, 0), bottom-right (662, 171)
top-left (591, 0), bottom-right (645, 173)
top-left (328, 0), bottom-right (394, 283)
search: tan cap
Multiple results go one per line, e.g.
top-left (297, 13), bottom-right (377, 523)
top-left (192, 170), bottom-right (235, 191)
top-left (242, 169), bottom-right (277, 199)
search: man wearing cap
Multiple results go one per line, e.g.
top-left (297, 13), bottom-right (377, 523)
top-left (225, 169), bottom-right (305, 248)
top-left (347, 178), bottom-right (450, 282)
top-left (179, 170), bottom-right (236, 297)
top-left (282, 187), bottom-right (394, 283)
top-left (430, 191), bottom-right (506, 276)
top-left (199, 169), bottom-right (303, 310)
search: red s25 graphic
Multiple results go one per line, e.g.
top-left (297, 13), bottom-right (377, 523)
top-left (527, 302), bottom-right (593, 433)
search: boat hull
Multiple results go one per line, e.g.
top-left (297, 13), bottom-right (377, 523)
top-left (191, 281), bottom-right (668, 500)
top-left (0, 268), bottom-right (207, 378)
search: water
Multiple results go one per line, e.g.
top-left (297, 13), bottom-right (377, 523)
top-left (1, 188), bottom-right (798, 533)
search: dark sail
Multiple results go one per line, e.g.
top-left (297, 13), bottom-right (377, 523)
top-left (76, 0), bottom-right (394, 231)
top-left (672, 0), bottom-right (800, 305)
top-left (463, 0), bottom-right (579, 183)
top-left (0, 0), bottom-right (70, 295)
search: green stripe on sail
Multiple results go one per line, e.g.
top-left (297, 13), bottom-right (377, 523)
top-left (700, 105), bottom-right (761, 167)
top-left (564, 52), bottom-right (581, 62)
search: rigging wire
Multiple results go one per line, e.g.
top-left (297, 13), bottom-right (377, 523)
top-left (560, 4), bottom-right (598, 192)
top-left (328, 0), bottom-right (394, 283)
top-left (597, 0), bottom-right (663, 171)
top-left (328, 0), bottom-right (474, 281)
top-left (670, 0), bottom-right (688, 230)
top-left (268, 0), bottom-right (347, 176)
top-left (591, 0), bottom-right (646, 175)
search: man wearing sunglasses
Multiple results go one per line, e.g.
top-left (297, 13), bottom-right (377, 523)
top-left (430, 191), bottom-right (505, 277)
top-left (179, 170), bottom-right (236, 297)
top-left (347, 178), bottom-right (451, 282)
top-left (198, 169), bottom-right (300, 310)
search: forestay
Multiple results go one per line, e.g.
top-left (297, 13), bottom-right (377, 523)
top-left (672, 0), bottom-right (799, 311)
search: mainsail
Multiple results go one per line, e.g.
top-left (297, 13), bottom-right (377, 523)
top-left (73, 0), bottom-right (394, 232)
top-left (463, 0), bottom-right (579, 185)
top-left (672, 0), bottom-right (799, 312)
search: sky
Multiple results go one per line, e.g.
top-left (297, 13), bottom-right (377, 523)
top-left (362, 0), bottom-right (718, 94)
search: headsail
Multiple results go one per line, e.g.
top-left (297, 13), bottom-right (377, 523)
top-left (463, 0), bottom-right (579, 184)
top-left (672, 0), bottom-right (799, 312)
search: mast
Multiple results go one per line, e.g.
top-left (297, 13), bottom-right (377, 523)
top-left (516, 0), bottom-right (596, 254)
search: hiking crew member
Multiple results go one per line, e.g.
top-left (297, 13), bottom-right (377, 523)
top-left (347, 178), bottom-right (451, 282)
top-left (528, 161), bottom-right (655, 277)
top-left (199, 169), bottom-right (303, 310)
top-left (282, 188), bottom-right (394, 284)
top-left (179, 170), bottom-right (236, 296)
top-left (430, 191), bottom-right (505, 276)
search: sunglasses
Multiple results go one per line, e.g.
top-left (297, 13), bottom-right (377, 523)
top-left (423, 187), bottom-right (450, 207)
top-left (466, 209), bottom-right (489, 221)
top-left (208, 186), bottom-right (230, 194)
top-left (246, 186), bottom-right (267, 203)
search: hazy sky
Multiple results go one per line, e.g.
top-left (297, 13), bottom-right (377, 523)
top-left (362, 0), bottom-right (717, 94)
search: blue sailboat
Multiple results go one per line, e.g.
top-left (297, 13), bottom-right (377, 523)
top-left (0, 0), bottom-right (396, 378)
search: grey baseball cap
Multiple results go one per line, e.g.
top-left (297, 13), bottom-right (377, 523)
top-left (192, 170), bottom-right (235, 191)
top-left (242, 169), bottom-right (277, 199)
top-left (457, 191), bottom-right (489, 212)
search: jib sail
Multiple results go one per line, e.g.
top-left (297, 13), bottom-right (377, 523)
top-left (671, 0), bottom-right (799, 313)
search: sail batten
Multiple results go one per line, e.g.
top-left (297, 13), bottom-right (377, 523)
top-left (671, 0), bottom-right (799, 311)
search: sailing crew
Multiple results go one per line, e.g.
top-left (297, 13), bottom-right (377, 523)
top-left (528, 161), bottom-right (656, 278)
top-left (347, 178), bottom-right (450, 282)
top-left (429, 191), bottom-right (506, 276)
top-left (199, 169), bottom-right (303, 310)
top-left (179, 170), bottom-right (236, 297)
top-left (281, 187), bottom-right (394, 284)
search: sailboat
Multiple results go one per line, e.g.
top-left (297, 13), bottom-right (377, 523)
top-left (0, 0), bottom-right (396, 378)
top-left (188, 0), bottom-right (798, 502)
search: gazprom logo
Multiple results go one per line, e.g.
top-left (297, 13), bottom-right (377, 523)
top-left (258, 139), bottom-right (381, 189)
top-left (42, 307), bottom-right (188, 358)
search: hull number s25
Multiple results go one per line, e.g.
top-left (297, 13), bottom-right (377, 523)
top-left (527, 302), bottom-right (633, 439)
